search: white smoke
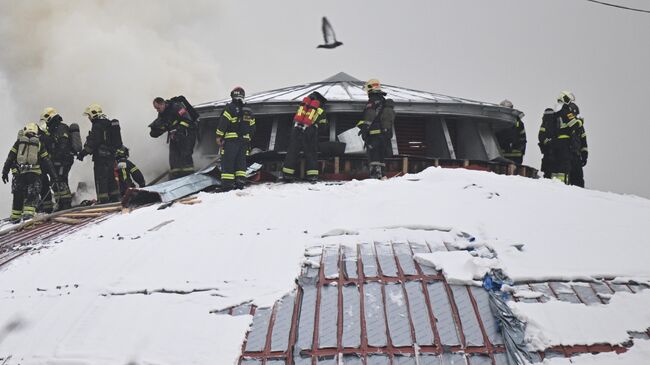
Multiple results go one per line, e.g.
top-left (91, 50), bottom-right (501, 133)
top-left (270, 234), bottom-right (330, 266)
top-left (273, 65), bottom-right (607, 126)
top-left (0, 0), bottom-right (224, 212)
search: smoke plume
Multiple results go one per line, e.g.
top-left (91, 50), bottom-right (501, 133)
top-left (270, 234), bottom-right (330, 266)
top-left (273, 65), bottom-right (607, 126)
top-left (0, 0), bottom-right (223, 210)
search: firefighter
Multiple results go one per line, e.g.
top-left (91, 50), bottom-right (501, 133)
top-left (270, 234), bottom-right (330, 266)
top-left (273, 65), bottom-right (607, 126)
top-left (36, 122), bottom-right (55, 213)
top-left (38, 107), bottom-right (77, 210)
top-left (77, 103), bottom-right (122, 203)
top-left (2, 123), bottom-right (58, 222)
top-left (538, 91), bottom-right (583, 184)
top-left (115, 146), bottom-right (145, 196)
top-left (567, 102), bottom-right (588, 187)
top-left (356, 79), bottom-right (396, 179)
top-left (216, 87), bottom-right (256, 190)
top-left (496, 99), bottom-right (527, 165)
top-left (150, 96), bottom-right (197, 179)
top-left (281, 91), bottom-right (328, 182)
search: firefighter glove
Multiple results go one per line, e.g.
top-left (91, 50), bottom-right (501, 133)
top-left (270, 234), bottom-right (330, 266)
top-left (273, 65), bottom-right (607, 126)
top-left (581, 151), bottom-right (588, 167)
top-left (77, 150), bottom-right (87, 161)
top-left (2, 172), bottom-right (8, 184)
top-left (216, 137), bottom-right (224, 146)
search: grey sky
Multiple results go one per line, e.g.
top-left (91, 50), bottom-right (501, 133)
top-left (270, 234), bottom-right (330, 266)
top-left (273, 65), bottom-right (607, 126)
top-left (0, 0), bottom-right (648, 208)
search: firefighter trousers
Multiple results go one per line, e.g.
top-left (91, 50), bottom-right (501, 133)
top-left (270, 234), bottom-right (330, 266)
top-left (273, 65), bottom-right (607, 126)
top-left (366, 133), bottom-right (389, 178)
top-left (282, 126), bottom-right (319, 178)
top-left (11, 172), bottom-right (41, 220)
top-left (93, 158), bottom-right (120, 203)
top-left (569, 159), bottom-right (585, 188)
top-left (220, 138), bottom-right (247, 189)
top-left (38, 174), bottom-right (53, 213)
top-left (169, 128), bottom-right (196, 179)
top-left (52, 162), bottom-right (73, 210)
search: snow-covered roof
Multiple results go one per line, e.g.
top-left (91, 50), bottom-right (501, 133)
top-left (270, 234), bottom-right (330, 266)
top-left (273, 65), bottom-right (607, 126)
top-left (1, 168), bottom-right (649, 364)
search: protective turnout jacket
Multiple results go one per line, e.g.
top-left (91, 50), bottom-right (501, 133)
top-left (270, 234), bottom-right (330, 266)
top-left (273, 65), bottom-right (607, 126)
top-left (82, 117), bottom-right (122, 160)
top-left (496, 117), bottom-right (526, 161)
top-left (150, 101), bottom-right (196, 138)
top-left (216, 102), bottom-right (256, 141)
top-left (43, 116), bottom-right (75, 166)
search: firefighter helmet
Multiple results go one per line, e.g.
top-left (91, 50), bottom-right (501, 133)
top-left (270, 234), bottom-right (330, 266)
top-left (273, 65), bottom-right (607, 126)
top-left (557, 91), bottom-right (575, 104)
top-left (499, 99), bottom-right (513, 108)
top-left (24, 122), bottom-right (39, 135)
top-left (230, 87), bottom-right (245, 101)
top-left (364, 79), bottom-right (382, 93)
top-left (83, 103), bottom-right (103, 118)
top-left (40, 107), bottom-right (58, 122)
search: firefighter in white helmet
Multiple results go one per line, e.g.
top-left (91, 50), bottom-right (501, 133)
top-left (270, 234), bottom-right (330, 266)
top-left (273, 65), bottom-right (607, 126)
top-left (495, 99), bottom-right (527, 165)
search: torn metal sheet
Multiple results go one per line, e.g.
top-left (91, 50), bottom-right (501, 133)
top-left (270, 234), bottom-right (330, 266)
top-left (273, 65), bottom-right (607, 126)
top-left (124, 164), bottom-right (220, 205)
top-left (487, 290), bottom-right (532, 365)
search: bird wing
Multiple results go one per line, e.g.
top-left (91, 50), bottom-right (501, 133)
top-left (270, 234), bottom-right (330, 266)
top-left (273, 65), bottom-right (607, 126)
top-left (321, 17), bottom-right (338, 44)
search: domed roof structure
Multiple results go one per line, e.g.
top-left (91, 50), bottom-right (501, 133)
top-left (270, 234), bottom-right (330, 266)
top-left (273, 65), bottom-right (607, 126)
top-left (195, 72), bottom-right (533, 179)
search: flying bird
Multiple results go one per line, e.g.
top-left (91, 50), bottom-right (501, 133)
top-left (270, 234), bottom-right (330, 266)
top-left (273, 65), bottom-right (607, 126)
top-left (317, 17), bottom-right (343, 49)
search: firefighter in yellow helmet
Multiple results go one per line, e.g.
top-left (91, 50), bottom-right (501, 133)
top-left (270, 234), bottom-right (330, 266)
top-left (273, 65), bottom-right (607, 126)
top-left (356, 79), bottom-right (396, 179)
top-left (2, 123), bottom-right (58, 222)
top-left (77, 103), bottom-right (123, 203)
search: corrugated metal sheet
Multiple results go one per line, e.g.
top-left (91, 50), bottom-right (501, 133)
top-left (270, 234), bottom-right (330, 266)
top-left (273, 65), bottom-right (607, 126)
top-left (342, 284), bottom-right (361, 348)
top-left (271, 293), bottom-right (296, 352)
top-left (245, 307), bottom-right (272, 352)
top-left (318, 284), bottom-right (338, 348)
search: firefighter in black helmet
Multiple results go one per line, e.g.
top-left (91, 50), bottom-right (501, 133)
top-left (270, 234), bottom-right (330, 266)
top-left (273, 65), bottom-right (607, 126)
top-left (150, 96), bottom-right (198, 179)
top-left (2, 123), bottom-right (58, 222)
top-left (38, 107), bottom-right (77, 210)
top-left (114, 146), bottom-right (146, 196)
top-left (77, 103), bottom-right (122, 203)
top-left (216, 87), bottom-right (256, 190)
top-left (496, 99), bottom-right (527, 165)
top-left (282, 91), bottom-right (328, 182)
top-left (357, 79), bottom-right (395, 179)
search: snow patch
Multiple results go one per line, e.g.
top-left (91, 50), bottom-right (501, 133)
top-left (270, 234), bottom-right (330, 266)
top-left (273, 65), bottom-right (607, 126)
top-left (414, 251), bottom-right (498, 285)
top-left (510, 290), bottom-right (650, 350)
